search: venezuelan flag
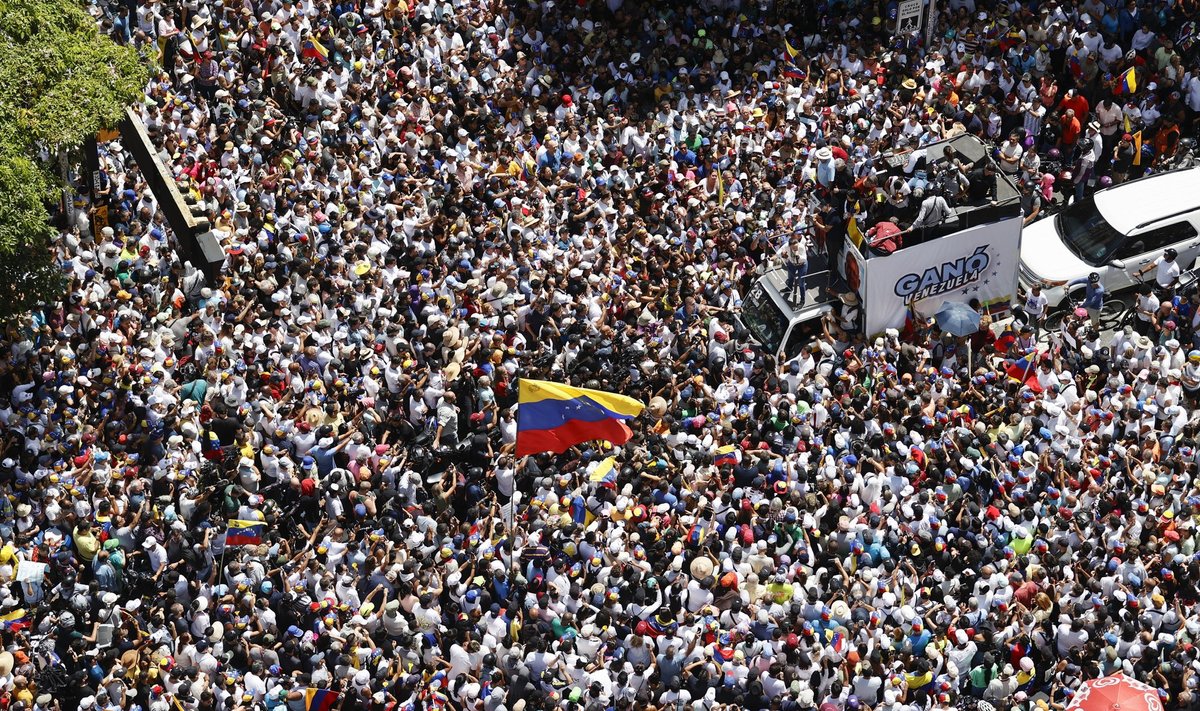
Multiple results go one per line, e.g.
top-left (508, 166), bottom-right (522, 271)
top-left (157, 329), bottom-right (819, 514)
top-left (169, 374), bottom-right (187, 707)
top-left (226, 519), bottom-right (265, 547)
top-left (304, 688), bottom-right (339, 711)
top-left (714, 444), bottom-right (740, 466)
top-left (1116, 66), bottom-right (1137, 95)
top-left (1005, 356), bottom-right (1042, 392)
top-left (588, 456), bottom-right (618, 488)
top-left (784, 38), bottom-right (800, 62)
top-left (516, 379), bottom-right (644, 456)
top-left (782, 38), bottom-right (806, 79)
top-left (301, 38), bottom-right (329, 63)
top-left (827, 630), bottom-right (846, 654)
top-left (0, 608), bottom-right (28, 631)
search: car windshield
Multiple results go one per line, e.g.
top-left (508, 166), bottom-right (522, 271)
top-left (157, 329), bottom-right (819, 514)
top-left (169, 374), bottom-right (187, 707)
top-left (1055, 197), bottom-right (1126, 266)
top-left (742, 282), bottom-right (788, 354)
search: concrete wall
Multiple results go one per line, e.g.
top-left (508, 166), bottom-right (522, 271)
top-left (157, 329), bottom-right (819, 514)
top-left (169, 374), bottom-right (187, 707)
top-left (118, 107), bottom-right (224, 280)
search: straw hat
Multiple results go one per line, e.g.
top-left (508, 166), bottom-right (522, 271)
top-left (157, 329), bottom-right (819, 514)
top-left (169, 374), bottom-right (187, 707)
top-left (648, 396), bottom-right (668, 419)
top-left (689, 555), bottom-right (715, 579)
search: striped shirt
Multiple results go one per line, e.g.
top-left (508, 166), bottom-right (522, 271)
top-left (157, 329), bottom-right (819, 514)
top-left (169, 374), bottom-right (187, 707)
top-left (1023, 103), bottom-right (1046, 137)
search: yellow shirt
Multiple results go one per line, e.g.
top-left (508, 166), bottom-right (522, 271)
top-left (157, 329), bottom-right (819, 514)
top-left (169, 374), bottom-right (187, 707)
top-left (75, 525), bottom-right (99, 562)
top-left (766, 582), bottom-right (794, 604)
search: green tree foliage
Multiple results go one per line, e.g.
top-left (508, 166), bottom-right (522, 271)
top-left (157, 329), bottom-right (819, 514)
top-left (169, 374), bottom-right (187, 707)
top-left (0, 0), bottom-right (148, 316)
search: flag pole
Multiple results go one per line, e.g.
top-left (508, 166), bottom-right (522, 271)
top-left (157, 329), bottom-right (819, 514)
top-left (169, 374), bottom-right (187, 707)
top-left (218, 531), bottom-right (229, 590)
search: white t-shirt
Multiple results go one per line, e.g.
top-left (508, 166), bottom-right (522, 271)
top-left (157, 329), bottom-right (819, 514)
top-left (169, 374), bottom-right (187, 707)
top-left (1154, 256), bottom-right (1181, 288)
top-left (1025, 291), bottom-right (1049, 318)
top-left (999, 141), bottom-right (1023, 172)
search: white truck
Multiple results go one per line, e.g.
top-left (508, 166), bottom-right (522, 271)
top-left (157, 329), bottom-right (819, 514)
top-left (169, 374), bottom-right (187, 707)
top-left (739, 135), bottom-right (1025, 358)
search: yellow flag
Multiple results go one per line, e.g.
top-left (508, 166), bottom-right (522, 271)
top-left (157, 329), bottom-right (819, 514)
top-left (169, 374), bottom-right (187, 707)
top-left (847, 201), bottom-right (865, 248)
top-left (716, 167), bottom-right (725, 204)
top-left (1132, 131), bottom-right (1143, 166)
top-left (848, 215), bottom-right (864, 248)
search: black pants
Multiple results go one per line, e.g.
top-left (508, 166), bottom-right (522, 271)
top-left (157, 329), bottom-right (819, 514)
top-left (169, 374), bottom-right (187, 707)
top-left (1097, 132), bottom-right (1118, 176)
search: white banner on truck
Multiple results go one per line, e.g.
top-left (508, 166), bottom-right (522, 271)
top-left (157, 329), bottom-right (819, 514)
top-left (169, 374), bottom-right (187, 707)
top-left (862, 217), bottom-right (1021, 335)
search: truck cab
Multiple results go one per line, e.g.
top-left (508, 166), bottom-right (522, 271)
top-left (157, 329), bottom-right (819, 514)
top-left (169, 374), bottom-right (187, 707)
top-left (740, 265), bottom-right (834, 359)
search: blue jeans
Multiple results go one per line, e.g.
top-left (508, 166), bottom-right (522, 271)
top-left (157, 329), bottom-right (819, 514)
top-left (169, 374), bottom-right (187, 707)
top-left (787, 261), bottom-right (808, 296)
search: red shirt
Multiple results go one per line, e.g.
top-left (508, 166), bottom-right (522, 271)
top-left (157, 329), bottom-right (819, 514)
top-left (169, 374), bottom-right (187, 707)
top-left (1058, 94), bottom-right (1090, 123)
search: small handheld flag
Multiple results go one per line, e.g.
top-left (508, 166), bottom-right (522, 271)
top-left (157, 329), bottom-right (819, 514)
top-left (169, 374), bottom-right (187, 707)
top-left (782, 38), bottom-right (807, 79)
top-left (589, 456), bottom-right (618, 488)
top-left (714, 444), bottom-right (740, 467)
top-left (1005, 356), bottom-right (1042, 392)
top-left (304, 688), bottom-right (339, 711)
top-left (784, 39), bottom-right (801, 62)
top-left (226, 519), bottom-right (265, 547)
top-left (0, 608), bottom-right (28, 631)
top-left (1116, 66), bottom-right (1137, 95)
top-left (301, 38), bottom-right (329, 63)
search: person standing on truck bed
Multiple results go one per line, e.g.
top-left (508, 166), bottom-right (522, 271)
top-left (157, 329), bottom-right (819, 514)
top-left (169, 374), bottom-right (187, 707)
top-left (781, 233), bottom-right (809, 305)
top-left (1019, 181), bottom-right (1042, 226)
top-left (910, 186), bottom-right (955, 235)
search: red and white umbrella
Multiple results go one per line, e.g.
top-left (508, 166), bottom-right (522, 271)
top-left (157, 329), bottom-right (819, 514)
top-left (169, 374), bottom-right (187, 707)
top-left (1066, 673), bottom-right (1164, 711)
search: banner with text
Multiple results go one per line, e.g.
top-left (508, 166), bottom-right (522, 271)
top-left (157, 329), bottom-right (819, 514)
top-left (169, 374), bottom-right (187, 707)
top-left (862, 217), bottom-right (1021, 336)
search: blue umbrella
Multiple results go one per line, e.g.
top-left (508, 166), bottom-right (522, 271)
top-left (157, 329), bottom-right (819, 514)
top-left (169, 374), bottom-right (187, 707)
top-left (934, 301), bottom-right (981, 337)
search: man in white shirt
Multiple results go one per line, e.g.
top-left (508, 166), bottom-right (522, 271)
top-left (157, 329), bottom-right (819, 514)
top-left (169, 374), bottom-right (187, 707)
top-left (781, 234), bottom-right (809, 305)
top-left (998, 134), bottom-right (1024, 174)
top-left (1024, 284), bottom-right (1049, 335)
top-left (1136, 248), bottom-right (1182, 290)
top-left (1094, 98), bottom-right (1123, 175)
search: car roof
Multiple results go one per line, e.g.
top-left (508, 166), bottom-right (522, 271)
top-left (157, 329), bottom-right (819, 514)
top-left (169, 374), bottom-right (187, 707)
top-left (1094, 168), bottom-right (1200, 234)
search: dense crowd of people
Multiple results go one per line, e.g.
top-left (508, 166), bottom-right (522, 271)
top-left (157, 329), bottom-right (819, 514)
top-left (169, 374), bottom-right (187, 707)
top-left (4, 0), bottom-right (1200, 709)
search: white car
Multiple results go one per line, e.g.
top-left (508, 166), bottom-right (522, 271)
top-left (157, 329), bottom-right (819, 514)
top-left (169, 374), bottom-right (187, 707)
top-left (1019, 167), bottom-right (1200, 308)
